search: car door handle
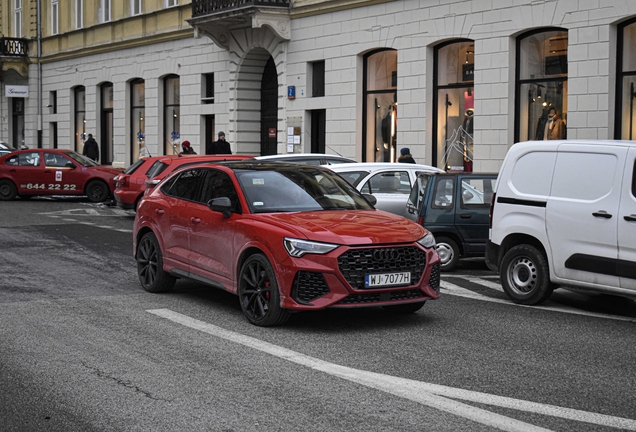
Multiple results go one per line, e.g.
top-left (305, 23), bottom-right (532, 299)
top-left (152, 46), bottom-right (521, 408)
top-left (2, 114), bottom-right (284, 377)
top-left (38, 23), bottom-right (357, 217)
top-left (459, 214), bottom-right (472, 219)
top-left (9, 169), bottom-right (16, 172)
top-left (592, 211), bottom-right (612, 219)
top-left (155, 209), bottom-right (165, 215)
top-left (44, 170), bottom-right (51, 173)
top-left (191, 217), bottom-right (201, 224)
top-left (624, 214), bottom-right (636, 222)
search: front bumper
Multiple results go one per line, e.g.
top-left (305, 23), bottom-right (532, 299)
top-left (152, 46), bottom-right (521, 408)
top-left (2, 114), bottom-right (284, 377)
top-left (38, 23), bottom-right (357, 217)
top-left (278, 244), bottom-right (441, 310)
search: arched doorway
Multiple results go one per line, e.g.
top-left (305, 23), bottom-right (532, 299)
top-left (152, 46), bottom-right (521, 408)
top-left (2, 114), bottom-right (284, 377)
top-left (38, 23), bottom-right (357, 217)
top-left (260, 56), bottom-right (278, 155)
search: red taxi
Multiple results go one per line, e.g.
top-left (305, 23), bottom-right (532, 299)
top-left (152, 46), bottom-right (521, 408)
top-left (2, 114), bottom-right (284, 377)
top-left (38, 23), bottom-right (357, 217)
top-left (134, 161), bottom-right (441, 326)
top-left (114, 154), bottom-right (253, 210)
top-left (0, 149), bottom-right (123, 202)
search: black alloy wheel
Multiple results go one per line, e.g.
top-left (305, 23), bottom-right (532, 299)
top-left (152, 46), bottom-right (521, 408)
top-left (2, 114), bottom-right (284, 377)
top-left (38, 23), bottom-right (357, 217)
top-left (86, 180), bottom-right (110, 202)
top-left (0, 179), bottom-right (17, 201)
top-left (238, 254), bottom-right (291, 326)
top-left (136, 232), bottom-right (175, 293)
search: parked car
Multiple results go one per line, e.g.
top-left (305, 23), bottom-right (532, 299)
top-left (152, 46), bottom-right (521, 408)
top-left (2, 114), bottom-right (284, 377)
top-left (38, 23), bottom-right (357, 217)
top-left (0, 142), bottom-right (17, 157)
top-left (487, 140), bottom-right (636, 305)
top-left (255, 153), bottom-right (356, 165)
top-left (329, 162), bottom-right (444, 217)
top-left (134, 161), bottom-right (441, 326)
top-left (405, 172), bottom-right (497, 271)
top-left (0, 149), bottom-right (123, 202)
top-left (114, 154), bottom-right (253, 210)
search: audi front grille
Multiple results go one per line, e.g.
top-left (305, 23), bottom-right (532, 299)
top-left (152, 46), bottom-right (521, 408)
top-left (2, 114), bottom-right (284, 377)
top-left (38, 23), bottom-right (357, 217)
top-left (336, 289), bottom-right (425, 305)
top-left (337, 246), bottom-right (426, 290)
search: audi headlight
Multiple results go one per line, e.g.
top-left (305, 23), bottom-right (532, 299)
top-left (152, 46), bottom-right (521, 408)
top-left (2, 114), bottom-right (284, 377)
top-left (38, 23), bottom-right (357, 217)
top-left (284, 237), bottom-right (338, 258)
top-left (417, 232), bottom-right (436, 249)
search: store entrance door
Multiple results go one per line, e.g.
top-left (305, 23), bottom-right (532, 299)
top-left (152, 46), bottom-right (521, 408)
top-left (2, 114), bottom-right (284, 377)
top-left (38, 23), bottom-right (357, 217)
top-left (12, 98), bottom-right (25, 149)
top-left (260, 56), bottom-right (278, 156)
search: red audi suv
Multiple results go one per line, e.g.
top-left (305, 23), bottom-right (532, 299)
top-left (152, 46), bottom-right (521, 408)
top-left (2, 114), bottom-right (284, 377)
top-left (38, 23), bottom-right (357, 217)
top-left (133, 161), bottom-right (441, 326)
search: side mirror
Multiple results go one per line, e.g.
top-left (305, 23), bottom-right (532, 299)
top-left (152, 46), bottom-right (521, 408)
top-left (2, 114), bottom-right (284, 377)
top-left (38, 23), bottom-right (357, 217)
top-left (65, 162), bottom-right (76, 169)
top-left (208, 197), bottom-right (232, 218)
top-left (362, 193), bottom-right (377, 206)
top-left (406, 200), bottom-right (417, 215)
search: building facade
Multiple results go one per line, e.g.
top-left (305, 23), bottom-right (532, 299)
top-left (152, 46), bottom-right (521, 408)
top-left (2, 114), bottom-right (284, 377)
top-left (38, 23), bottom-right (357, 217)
top-left (1, 0), bottom-right (636, 171)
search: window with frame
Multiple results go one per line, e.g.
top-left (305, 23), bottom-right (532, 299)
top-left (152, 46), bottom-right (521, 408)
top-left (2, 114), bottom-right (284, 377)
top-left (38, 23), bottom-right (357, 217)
top-left (164, 75), bottom-right (180, 155)
top-left (165, 0), bottom-right (177, 7)
top-left (460, 178), bottom-right (494, 208)
top-left (131, 0), bottom-right (142, 15)
top-left (202, 73), bottom-right (214, 104)
top-left (99, 0), bottom-right (111, 23)
top-left (44, 152), bottom-right (72, 168)
top-left (433, 40), bottom-right (475, 172)
top-left (201, 170), bottom-right (240, 212)
top-left (515, 29), bottom-right (568, 143)
top-left (76, 0), bottom-right (83, 29)
top-left (311, 61), bottom-right (325, 97)
top-left (616, 18), bottom-right (636, 140)
top-left (432, 177), bottom-right (455, 209)
top-left (363, 49), bottom-right (397, 162)
top-left (74, 86), bottom-right (86, 153)
top-left (14, 0), bottom-right (22, 38)
top-left (51, 0), bottom-right (59, 35)
top-left (367, 172), bottom-right (410, 194)
top-left (131, 79), bottom-right (145, 161)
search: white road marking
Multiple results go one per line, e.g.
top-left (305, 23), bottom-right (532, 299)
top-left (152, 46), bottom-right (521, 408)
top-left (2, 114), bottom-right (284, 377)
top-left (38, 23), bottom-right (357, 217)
top-left (441, 281), bottom-right (636, 323)
top-left (147, 308), bottom-right (636, 431)
top-left (453, 274), bottom-right (505, 292)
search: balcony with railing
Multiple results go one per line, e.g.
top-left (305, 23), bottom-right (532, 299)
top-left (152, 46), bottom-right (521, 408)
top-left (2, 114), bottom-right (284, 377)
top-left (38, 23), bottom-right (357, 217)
top-left (1, 37), bottom-right (29, 57)
top-left (192, 0), bottom-right (290, 16)
top-left (189, 0), bottom-right (291, 49)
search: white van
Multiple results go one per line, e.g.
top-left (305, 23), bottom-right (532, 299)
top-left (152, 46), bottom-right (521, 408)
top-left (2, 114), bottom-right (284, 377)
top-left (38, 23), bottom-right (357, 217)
top-left (486, 140), bottom-right (636, 305)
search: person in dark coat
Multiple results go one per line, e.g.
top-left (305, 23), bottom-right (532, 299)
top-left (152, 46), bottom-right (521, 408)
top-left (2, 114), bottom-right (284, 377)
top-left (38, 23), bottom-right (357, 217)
top-left (398, 147), bottom-right (416, 164)
top-left (180, 140), bottom-right (196, 155)
top-left (206, 131), bottom-right (232, 155)
top-left (83, 134), bottom-right (99, 162)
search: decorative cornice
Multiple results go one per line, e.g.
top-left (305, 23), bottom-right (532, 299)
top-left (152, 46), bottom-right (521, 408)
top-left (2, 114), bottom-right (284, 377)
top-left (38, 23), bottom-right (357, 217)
top-left (290, 0), bottom-right (393, 19)
top-left (37, 29), bottom-right (195, 64)
top-left (1, 58), bottom-right (30, 77)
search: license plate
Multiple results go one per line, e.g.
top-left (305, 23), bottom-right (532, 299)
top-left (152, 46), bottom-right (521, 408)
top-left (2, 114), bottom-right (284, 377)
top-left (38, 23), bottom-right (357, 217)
top-left (365, 272), bottom-right (411, 288)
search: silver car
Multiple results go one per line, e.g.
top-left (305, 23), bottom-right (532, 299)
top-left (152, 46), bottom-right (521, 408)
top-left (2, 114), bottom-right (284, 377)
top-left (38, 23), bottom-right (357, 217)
top-left (330, 162), bottom-right (443, 217)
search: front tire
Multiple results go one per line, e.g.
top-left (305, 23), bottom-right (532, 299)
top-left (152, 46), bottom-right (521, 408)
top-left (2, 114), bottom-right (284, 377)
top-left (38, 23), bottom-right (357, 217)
top-left (238, 254), bottom-right (291, 326)
top-left (383, 301), bottom-right (426, 314)
top-left (436, 236), bottom-right (460, 271)
top-left (0, 179), bottom-right (17, 201)
top-left (500, 244), bottom-right (554, 305)
top-left (136, 232), bottom-right (176, 293)
top-left (86, 180), bottom-right (110, 202)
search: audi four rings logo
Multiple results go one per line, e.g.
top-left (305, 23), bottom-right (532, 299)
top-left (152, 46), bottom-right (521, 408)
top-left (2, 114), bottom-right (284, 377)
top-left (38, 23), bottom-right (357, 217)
top-left (373, 249), bottom-right (399, 260)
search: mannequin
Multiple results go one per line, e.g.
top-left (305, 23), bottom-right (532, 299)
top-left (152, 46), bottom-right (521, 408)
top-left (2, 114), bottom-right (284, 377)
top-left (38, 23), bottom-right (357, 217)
top-left (543, 107), bottom-right (566, 140)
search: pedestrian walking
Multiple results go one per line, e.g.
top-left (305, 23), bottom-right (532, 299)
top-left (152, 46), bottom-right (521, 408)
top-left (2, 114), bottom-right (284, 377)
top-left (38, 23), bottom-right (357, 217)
top-left (180, 140), bottom-right (197, 155)
top-left (206, 131), bottom-right (232, 155)
top-left (398, 147), bottom-right (416, 164)
top-left (83, 134), bottom-right (100, 162)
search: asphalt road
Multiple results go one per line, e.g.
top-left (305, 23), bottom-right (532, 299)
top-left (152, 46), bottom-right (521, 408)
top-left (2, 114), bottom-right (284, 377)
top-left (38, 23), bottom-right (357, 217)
top-left (1, 197), bottom-right (635, 432)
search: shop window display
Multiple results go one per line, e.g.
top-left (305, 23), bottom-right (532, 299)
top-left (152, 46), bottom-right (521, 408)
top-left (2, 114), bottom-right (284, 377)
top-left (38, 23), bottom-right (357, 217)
top-left (434, 40), bottom-right (474, 172)
top-left (516, 29), bottom-right (568, 142)
top-left (363, 49), bottom-right (397, 162)
top-left (74, 86), bottom-right (85, 153)
top-left (131, 79), bottom-right (146, 161)
top-left (164, 75), bottom-right (180, 155)
top-left (616, 19), bottom-right (636, 140)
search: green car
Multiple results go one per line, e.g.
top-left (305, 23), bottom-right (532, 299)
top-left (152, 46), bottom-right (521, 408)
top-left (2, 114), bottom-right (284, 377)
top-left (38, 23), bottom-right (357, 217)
top-left (406, 172), bottom-right (497, 271)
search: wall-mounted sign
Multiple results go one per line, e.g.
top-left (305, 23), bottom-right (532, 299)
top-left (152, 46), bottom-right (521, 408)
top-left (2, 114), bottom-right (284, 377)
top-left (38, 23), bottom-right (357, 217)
top-left (5, 85), bottom-right (29, 98)
top-left (287, 86), bottom-right (295, 99)
top-left (462, 64), bottom-right (474, 82)
top-left (268, 128), bottom-right (277, 138)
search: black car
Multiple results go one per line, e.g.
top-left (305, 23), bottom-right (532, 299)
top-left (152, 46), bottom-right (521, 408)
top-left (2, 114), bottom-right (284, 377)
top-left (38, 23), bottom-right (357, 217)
top-left (406, 172), bottom-right (497, 271)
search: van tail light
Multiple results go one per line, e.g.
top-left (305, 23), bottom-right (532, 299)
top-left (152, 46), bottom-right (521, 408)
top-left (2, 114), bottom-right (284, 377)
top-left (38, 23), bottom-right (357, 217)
top-left (489, 193), bottom-right (496, 229)
top-left (417, 215), bottom-right (424, 226)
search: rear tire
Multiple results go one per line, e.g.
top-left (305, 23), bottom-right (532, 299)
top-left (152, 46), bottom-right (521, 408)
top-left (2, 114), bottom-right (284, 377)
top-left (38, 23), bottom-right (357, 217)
top-left (0, 179), bottom-right (17, 201)
top-left (383, 301), bottom-right (426, 314)
top-left (436, 236), bottom-right (460, 271)
top-left (500, 244), bottom-right (554, 305)
top-left (238, 254), bottom-right (291, 326)
top-left (86, 180), bottom-right (110, 202)
top-left (136, 232), bottom-right (176, 293)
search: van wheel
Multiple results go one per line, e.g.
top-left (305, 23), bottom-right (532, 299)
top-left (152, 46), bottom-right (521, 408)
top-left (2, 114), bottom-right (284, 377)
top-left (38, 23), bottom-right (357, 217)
top-left (500, 244), bottom-right (554, 305)
top-left (436, 236), bottom-right (459, 271)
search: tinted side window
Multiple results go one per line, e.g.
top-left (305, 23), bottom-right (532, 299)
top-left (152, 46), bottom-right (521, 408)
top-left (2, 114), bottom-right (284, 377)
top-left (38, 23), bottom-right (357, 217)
top-left (147, 161), bottom-right (169, 179)
top-left (337, 171), bottom-right (369, 188)
top-left (410, 175), bottom-right (430, 212)
top-left (369, 172), bottom-right (410, 194)
top-left (17, 152), bottom-right (40, 167)
top-left (123, 158), bottom-right (146, 174)
top-left (162, 169), bottom-right (206, 201)
top-left (44, 153), bottom-right (72, 168)
top-left (460, 178), bottom-right (495, 208)
top-left (201, 170), bottom-right (240, 212)
top-left (432, 177), bottom-right (455, 208)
